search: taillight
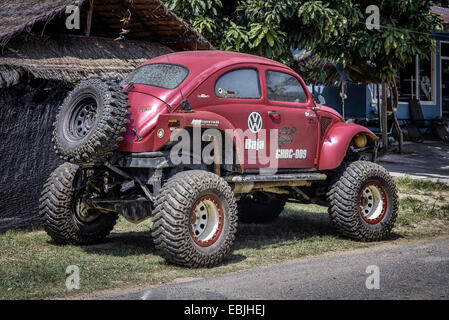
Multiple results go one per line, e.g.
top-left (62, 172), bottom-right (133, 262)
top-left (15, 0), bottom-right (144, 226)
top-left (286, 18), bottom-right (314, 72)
top-left (168, 119), bottom-right (180, 127)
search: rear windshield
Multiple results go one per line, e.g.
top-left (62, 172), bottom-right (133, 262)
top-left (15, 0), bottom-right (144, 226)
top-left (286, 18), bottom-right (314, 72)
top-left (121, 63), bottom-right (189, 89)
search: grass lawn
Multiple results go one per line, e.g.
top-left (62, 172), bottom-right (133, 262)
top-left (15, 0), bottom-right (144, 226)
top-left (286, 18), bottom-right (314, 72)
top-left (1, 176), bottom-right (448, 299)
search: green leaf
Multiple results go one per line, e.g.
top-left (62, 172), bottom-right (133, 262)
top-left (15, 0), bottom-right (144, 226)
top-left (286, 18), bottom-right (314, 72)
top-left (266, 32), bottom-right (274, 47)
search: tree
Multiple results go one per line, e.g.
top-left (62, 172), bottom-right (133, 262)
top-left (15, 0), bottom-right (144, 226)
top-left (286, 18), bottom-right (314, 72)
top-left (434, 1), bottom-right (449, 7)
top-left (164, 0), bottom-right (443, 152)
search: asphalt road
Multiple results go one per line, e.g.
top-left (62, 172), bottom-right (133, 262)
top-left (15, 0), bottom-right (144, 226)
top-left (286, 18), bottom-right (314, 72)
top-left (108, 238), bottom-right (449, 300)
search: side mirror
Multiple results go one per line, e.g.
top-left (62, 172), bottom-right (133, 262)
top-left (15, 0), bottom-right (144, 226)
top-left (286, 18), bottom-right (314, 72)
top-left (317, 94), bottom-right (326, 105)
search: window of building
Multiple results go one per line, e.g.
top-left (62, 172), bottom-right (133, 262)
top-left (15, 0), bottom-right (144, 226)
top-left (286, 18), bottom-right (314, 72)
top-left (265, 71), bottom-right (307, 103)
top-left (419, 57), bottom-right (433, 101)
top-left (215, 68), bottom-right (261, 99)
top-left (441, 42), bottom-right (449, 57)
top-left (398, 57), bottom-right (416, 102)
top-left (398, 54), bottom-right (435, 103)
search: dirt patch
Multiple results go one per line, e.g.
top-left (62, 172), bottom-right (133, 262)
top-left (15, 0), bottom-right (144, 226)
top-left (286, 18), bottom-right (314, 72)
top-left (395, 219), bottom-right (449, 237)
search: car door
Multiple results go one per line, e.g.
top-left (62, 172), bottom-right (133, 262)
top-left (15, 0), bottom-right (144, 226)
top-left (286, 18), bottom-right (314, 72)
top-left (189, 64), bottom-right (271, 169)
top-left (261, 67), bottom-right (319, 169)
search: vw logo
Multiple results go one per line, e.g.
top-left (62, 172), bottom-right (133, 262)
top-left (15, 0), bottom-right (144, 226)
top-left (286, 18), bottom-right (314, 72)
top-left (248, 112), bottom-right (263, 134)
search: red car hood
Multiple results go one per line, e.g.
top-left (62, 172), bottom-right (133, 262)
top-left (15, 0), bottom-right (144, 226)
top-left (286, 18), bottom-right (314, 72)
top-left (317, 104), bottom-right (344, 121)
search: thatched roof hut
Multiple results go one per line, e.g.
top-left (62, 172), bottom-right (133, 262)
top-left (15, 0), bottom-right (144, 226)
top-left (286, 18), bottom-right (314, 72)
top-left (0, 0), bottom-right (212, 87)
top-left (0, 0), bottom-right (211, 232)
top-left (0, 0), bottom-right (211, 48)
top-left (0, 35), bottom-right (175, 87)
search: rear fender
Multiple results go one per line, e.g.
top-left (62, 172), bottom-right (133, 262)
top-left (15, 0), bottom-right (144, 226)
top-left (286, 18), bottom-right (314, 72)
top-left (155, 111), bottom-right (245, 171)
top-left (318, 123), bottom-right (377, 171)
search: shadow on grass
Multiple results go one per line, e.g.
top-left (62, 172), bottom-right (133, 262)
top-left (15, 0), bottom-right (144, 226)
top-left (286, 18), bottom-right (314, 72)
top-left (234, 209), bottom-right (338, 251)
top-left (78, 205), bottom-right (402, 260)
top-left (79, 229), bottom-right (247, 266)
top-left (81, 231), bottom-right (156, 257)
top-left (235, 206), bottom-right (403, 249)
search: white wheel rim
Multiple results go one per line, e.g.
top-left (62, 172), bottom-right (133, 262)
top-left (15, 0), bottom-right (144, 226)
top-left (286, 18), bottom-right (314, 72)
top-left (189, 195), bottom-right (223, 246)
top-left (359, 182), bottom-right (387, 224)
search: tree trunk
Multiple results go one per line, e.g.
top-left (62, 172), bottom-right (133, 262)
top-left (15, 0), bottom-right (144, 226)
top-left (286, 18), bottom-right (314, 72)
top-left (388, 78), bottom-right (403, 154)
top-left (381, 82), bottom-right (388, 151)
top-left (340, 81), bottom-right (345, 118)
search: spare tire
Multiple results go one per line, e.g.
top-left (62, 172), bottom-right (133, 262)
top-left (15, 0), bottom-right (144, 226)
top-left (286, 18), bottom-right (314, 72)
top-left (52, 78), bottom-right (130, 165)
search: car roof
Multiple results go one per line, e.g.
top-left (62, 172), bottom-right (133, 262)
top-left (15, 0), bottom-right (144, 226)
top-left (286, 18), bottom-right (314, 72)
top-left (142, 50), bottom-right (291, 78)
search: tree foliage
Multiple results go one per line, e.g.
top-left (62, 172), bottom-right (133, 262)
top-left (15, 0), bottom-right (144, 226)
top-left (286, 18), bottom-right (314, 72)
top-left (164, 0), bottom-right (443, 83)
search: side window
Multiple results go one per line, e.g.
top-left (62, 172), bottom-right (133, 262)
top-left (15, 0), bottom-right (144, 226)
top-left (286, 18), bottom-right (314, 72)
top-left (215, 68), bottom-right (261, 99)
top-left (266, 71), bottom-right (306, 103)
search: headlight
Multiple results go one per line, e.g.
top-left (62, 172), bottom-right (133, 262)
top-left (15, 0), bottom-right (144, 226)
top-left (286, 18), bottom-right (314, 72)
top-left (354, 134), bottom-right (368, 148)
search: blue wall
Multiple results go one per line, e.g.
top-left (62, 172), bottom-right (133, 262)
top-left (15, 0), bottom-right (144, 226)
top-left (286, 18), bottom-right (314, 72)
top-left (309, 83), bottom-right (379, 119)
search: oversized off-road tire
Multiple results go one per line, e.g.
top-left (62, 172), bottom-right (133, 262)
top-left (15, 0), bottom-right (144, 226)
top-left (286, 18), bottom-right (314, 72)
top-left (52, 78), bottom-right (130, 165)
top-left (39, 163), bottom-right (118, 245)
top-left (237, 193), bottom-right (286, 223)
top-left (152, 170), bottom-right (238, 268)
top-left (327, 161), bottom-right (398, 241)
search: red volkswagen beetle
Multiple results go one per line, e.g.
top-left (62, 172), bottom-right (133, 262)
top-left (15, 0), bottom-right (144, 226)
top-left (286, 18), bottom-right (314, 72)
top-left (41, 51), bottom-right (398, 268)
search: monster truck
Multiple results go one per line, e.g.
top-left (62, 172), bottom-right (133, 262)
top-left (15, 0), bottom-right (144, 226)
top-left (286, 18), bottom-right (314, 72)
top-left (40, 51), bottom-right (398, 268)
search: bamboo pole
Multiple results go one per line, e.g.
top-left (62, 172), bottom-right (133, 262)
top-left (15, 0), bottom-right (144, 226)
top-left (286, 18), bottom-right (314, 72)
top-left (85, 0), bottom-right (94, 37)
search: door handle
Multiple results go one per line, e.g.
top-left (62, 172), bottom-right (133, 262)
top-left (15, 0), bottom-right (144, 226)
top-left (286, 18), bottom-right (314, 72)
top-left (268, 111), bottom-right (281, 120)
